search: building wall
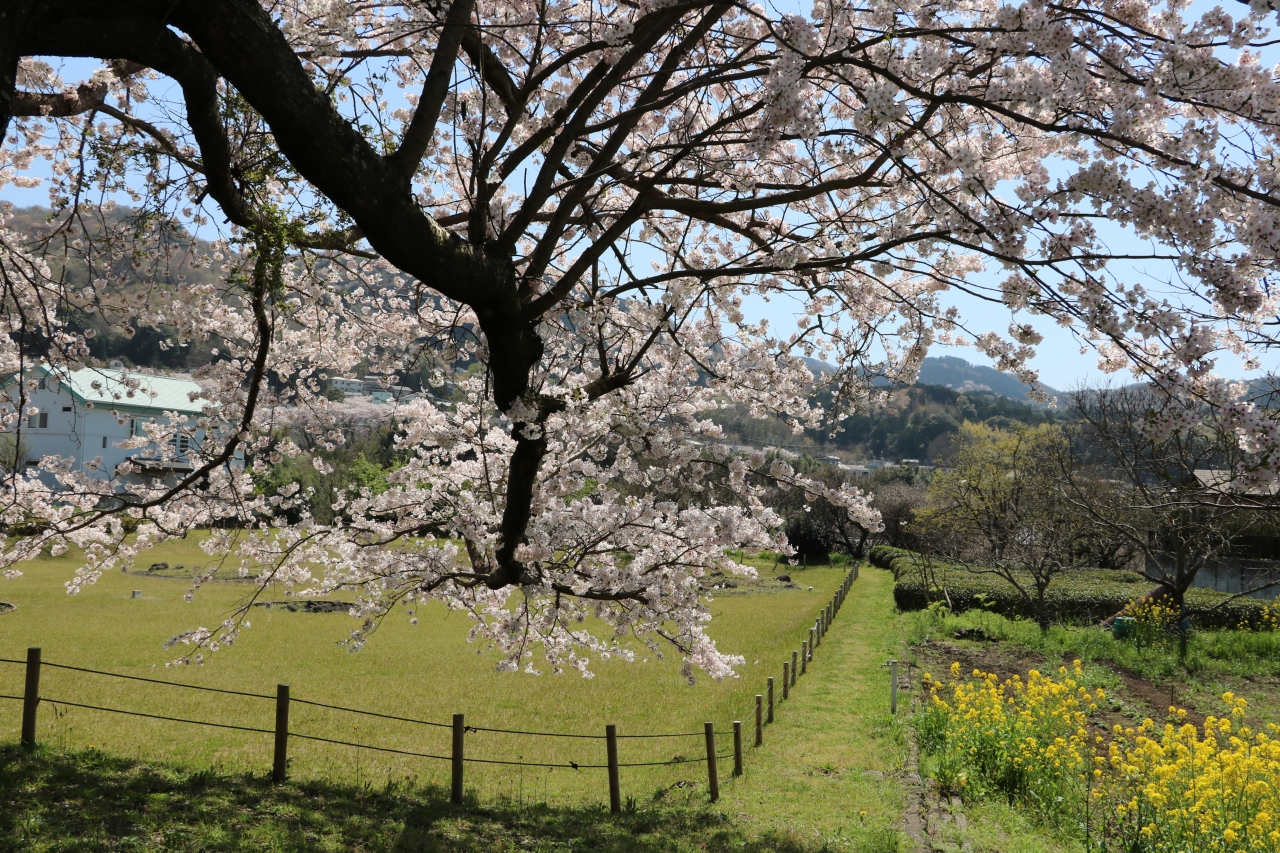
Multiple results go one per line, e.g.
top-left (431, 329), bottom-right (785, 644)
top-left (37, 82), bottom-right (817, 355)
top-left (11, 381), bottom-right (201, 487)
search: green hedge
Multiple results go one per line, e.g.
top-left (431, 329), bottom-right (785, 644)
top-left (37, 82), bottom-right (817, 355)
top-left (874, 546), bottom-right (1276, 630)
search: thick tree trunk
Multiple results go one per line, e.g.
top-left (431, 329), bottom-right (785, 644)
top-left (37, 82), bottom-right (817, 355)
top-left (0, 0), bottom-right (41, 140)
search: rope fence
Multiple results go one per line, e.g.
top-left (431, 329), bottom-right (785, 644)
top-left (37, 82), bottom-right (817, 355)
top-left (4, 565), bottom-right (859, 809)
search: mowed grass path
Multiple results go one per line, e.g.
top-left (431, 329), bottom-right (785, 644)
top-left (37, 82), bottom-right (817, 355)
top-left (0, 538), bottom-right (908, 848)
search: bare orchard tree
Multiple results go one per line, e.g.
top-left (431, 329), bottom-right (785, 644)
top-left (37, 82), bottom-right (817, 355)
top-left (1059, 386), bottom-right (1276, 619)
top-left (919, 422), bottom-right (1092, 630)
top-left (1, 0), bottom-right (1280, 673)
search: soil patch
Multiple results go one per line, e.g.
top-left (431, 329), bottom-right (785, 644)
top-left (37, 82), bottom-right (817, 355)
top-left (1103, 661), bottom-right (1207, 731)
top-left (915, 638), bottom-right (1050, 684)
top-left (0, 601), bottom-right (13, 615)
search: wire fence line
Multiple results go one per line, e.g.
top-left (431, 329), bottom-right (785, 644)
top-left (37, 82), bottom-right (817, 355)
top-left (38, 697), bottom-right (276, 735)
top-left (40, 661), bottom-right (276, 700)
top-left (3, 565), bottom-right (859, 808)
top-left (289, 696), bottom-right (453, 728)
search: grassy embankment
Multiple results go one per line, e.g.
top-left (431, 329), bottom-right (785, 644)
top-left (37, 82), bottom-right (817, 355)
top-left (0, 540), bottom-right (910, 851)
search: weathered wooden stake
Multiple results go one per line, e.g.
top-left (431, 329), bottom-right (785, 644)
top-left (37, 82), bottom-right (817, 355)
top-left (606, 724), bottom-right (621, 814)
top-left (452, 713), bottom-right (465, 804)
top-left (800, 641), bottom-right (808, 675)
top-left (273, 684), bottom-right (289, 783)
top-left (733, 721), bottom-right (743, 777)
top-left (755, 695), bottom-right (763, 746)
top-left (809, 626), bottom-right (816, 657)
top-left (766, 677), bottom-right (775, 723)
top-left (21, 647), bottom-right (40, 751)
top-left (782, 662), bottom-right (790, 699)
top-left (704, 722), bottom-right (719, 802)
top-left (890, 660), bottom-right (899, 714)
top-left (791, 650), bottom-right (798, 686)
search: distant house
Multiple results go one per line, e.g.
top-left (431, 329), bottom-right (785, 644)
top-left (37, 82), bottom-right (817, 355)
top-left (328, 377), bottom-right (365, 397)
top-left (370, 386), bottom-right (419, 405)
top-left (0, 363), bottom-right (225, 487)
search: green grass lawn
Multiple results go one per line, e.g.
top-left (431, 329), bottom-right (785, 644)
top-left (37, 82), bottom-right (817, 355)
top-left (0, 541), bottom-right (913, 851)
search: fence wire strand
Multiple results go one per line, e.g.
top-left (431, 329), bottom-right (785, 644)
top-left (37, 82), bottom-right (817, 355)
top-left (39, 696), bottom-right (274, 734)
top-left (617, 755), bottom-right (708, 767)
top-left (466, 724), bottom-right (604, 739)
top-left (287, 732), bottom-right (451, 761)
top-left (40, 662), bottom-right (275, 700)
top-left (0, 693), bottom-right (22, 701)
top-left (0, 657), bottom-right (25, 666)
top-left (290, 697), bottom-right (451, 728)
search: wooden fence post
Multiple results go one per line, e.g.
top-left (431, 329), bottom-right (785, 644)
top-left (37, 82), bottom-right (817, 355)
top-left (606, 724), bottom-right (621, 814)
top-left (782, 662), bottom-right (789, 699)
top-left (733, 721), bottom-right (743, 777)
top-left (791, 650), bottom-right (798, 686)
top-left (809, 626), bottom-right (816, 657)
top-left (767, 677), bottom-right (775, 723)
top-left (890, 660), bottom-right (899, 715)
top-left (704, 722), bottom-right (719, 802)
top-left (273, 684), bottom-right (289, 784)
top-left (755, 695), bottom-right (763, 746)
top-left (800, 641), bottom-right (808, 675)
top-left (21, 647), bottom-right (40, 751)
top-left (452, 713), bottom-right (465, 804)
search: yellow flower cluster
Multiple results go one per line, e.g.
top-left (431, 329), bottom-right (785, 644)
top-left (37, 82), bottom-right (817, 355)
top-left (1105, 692), bottom-right (1280, 852)
top-left (918, 666), bottom-right (1280, 851)
top-left (917, 660), bottom-right (1099, 821)
top-left (1122, 598), bottom-right (1181, 648)
top-left (1240, 601), bottom-right (1280, 632)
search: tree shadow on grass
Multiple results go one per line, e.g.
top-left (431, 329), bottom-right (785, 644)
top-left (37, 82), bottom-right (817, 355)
top-left (0, 745), bottom-right (832, 852)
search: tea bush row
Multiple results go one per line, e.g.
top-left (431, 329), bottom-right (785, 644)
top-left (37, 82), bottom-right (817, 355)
top-left (868, 545), bottom-right (1275, 630)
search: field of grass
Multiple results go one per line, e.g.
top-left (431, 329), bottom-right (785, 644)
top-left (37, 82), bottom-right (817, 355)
top-left (0, 539), bottom-right (914, 850)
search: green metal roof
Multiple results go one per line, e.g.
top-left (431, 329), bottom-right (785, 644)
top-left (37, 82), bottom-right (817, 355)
top-left (34, 364), bottom-right (207, 414)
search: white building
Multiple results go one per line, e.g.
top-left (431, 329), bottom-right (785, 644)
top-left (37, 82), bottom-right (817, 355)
top-left (329, 377), bottom-right (366, 397)
top-left (1, 364), bottom-right (225, 487)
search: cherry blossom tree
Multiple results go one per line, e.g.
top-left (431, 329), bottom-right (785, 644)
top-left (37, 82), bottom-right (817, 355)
top-left (2, 0), bottom-right (1280, 676)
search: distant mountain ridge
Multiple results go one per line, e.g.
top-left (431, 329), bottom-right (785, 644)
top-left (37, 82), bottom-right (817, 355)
top-left (917, 356), bottom-right (1056, 402)
top-left (803, 355), bottom-right (1057, 403)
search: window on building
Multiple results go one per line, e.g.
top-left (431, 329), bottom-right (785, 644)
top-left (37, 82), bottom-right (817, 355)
top-left (27, 412), bottom-right (48, 429)
top-left (101, 436), bottom-right (107, 449)
top-left (61, 406), bottom-right (71, 412)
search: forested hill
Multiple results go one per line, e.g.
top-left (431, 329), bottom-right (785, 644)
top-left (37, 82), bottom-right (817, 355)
top-left (710, 382), bottom-right (1063, 462)
top-left (803, 354), bottom-right (1058, 404)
